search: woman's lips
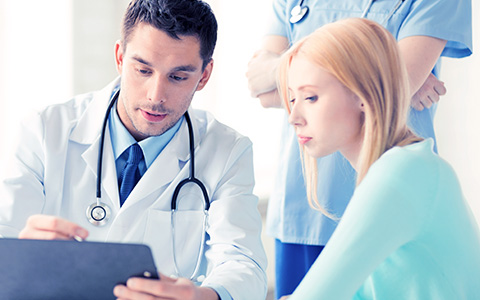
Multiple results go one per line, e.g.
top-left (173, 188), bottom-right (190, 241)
top-left (140, 109), bottom-right (167, 122)
top-left (297, 135), bottom-right (312, 145)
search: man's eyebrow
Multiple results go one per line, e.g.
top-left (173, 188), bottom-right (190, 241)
top-left (172, 65), bottom-right (198, 73)
top-left (132, 55), bottom-right (153, 67)
top-left (131, 56), bottom-right (198, 73)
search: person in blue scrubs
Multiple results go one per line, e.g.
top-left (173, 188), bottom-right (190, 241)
top-left (246, 0), bottom-right (473, 298)
top-left (278, 18), bottom-right (480, 299)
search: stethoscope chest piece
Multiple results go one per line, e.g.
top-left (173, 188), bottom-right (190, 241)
top-left (86, 202), bottom-right (111, 226)
top-left (290, 4), bottom-right (309, 23)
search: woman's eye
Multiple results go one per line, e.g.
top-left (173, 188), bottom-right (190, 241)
top-left (289, 98), bottom-right (296, 104)
top-left (305, 95), bottom-right (318, 102)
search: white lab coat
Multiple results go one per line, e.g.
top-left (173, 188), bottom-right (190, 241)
top-left (0, 79), bottom-right (267, 299)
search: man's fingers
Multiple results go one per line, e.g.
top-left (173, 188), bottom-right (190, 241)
top-left (411, 73), bottom-right (447, 111)
top-left (428, 92), bottom-right (440, 103)
top-left (33, 215), bottom-right (88, 238)
top-left (158, 273), bottom-right (177, 283)
top-left (247, 50), bottom-right (263, 65)
top-left (434, 81), bottom-right (447, 96)
top-left (18, 228), bottom-right (71, 240)
top-left (20, 215), bottom-right (88, 240)
top-left (117, 275), bottom-right (197, 299)
top-left (411, 99), bottom-right (425, 111)
top-left (421, 96), bottom-right (434, 109)
top-left (114, 278), bottom-right (167, 299)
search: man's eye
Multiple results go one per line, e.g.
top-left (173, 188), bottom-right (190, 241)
top-left (170, 75), bottom-right (186, 81)
top-left (137, 68), bottom-right (152, 75)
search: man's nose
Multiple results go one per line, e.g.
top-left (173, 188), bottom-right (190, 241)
top-left (147, 78), bottom-right (167, 103)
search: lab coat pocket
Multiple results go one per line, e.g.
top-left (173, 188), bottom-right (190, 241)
top-left (144, 209), bottom-right (206, 278)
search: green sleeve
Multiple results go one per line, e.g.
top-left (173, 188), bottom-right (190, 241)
top-left (289, 147), bottom-right (437, 299)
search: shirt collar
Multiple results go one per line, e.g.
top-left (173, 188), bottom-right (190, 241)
top-left (108, 99), bottom-right (184, 169)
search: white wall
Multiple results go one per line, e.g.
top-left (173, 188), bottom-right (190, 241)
top-left (193, 1), bottom-right (284, 200)
top-left (436, 2), bottom-right (480, 223)
top-left (0, 0), bottom-right (73, 177)
top-left (71, 0), bottom-right (130, 94)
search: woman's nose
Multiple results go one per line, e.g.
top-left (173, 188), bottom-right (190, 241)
top-left (288, 103), bottom-right (305, 127)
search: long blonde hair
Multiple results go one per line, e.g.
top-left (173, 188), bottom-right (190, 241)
top-left (278, 18), bottom-right (422, 217)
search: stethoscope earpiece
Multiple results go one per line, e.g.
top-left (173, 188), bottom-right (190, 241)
top-left (290, 1), bottom-right (309, 24)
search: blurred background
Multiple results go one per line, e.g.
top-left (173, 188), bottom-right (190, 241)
top-left (0, 1), bottom-right (478, 298)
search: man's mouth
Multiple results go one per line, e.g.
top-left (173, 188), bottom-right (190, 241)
top-left (140, 109), bottom-right (167, 122)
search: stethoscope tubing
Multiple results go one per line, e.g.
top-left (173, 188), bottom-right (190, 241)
top-left (92, 88), bottom-right (210, 281)
top-left (96, 90), bottom-right (120, 200)
top-left (171, 112), bottom-right (210, 211)
top-left (361, 0), bottom-right (376, 18)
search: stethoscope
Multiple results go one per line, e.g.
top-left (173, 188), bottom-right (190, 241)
top-left (86, 89), bottom-right (210, 280)
top-left (289, 0), bottom-right (309, 23)
top-left (290, 0), bottom-right (405, 25)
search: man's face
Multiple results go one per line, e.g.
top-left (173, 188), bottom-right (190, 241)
top-left (114, 23), bottom-right (213, 141)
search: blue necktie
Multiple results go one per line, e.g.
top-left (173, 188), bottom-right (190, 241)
top-left (119, 143), bottom-right (144, 206)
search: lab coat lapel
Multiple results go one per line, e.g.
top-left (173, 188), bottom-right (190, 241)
top-left (81, 127), bottom-right (120, 210)
top-left (70, 78), bottom-right (120, 144)
top-left (71, 78), bottom-right (121, 211)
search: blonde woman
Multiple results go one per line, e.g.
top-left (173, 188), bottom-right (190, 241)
top-left (279, 18), bottom-right (480, 299)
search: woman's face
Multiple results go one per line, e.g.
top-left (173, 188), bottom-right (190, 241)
top-left (287, 55), bottom-right (364, 164)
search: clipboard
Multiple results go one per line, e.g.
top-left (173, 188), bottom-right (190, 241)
top-left (0, 238), bottom-right (158, 300)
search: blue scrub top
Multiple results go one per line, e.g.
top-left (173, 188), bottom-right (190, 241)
top-left (265, 0), bottom-right (473, 245)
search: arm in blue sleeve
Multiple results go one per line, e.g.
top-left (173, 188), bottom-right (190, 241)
top-left (266, 0), bottom-right (288, 37)
top-left (398, 0), bottom-right (472, 58)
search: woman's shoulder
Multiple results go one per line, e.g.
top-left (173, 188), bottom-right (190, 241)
top-left (352, 139), bottom-right (461, 223)
top-left (373, 139), bottom-right (441, 179)
top-left (363, 138), bottom-right (460, 200)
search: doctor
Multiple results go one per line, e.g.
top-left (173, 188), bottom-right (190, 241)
top-left (0, 0), bottom-right (267, 299)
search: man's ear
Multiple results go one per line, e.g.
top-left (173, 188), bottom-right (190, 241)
top-left (196, 59), bottom-right (214, 91)
top-left (114, 40), bottom-right (124, 75)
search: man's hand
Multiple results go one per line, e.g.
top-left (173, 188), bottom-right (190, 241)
top-left (411, 73), bottom-right (446, 111)
top-left (246, 49), bottom-right (281, 98)
top-left (114, 274), bottom-right (219, 300)
top-left (18, 215), bottom-right (89, 241)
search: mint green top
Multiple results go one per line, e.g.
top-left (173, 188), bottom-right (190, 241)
top-left (290, 139), bottom-right (480, 299)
